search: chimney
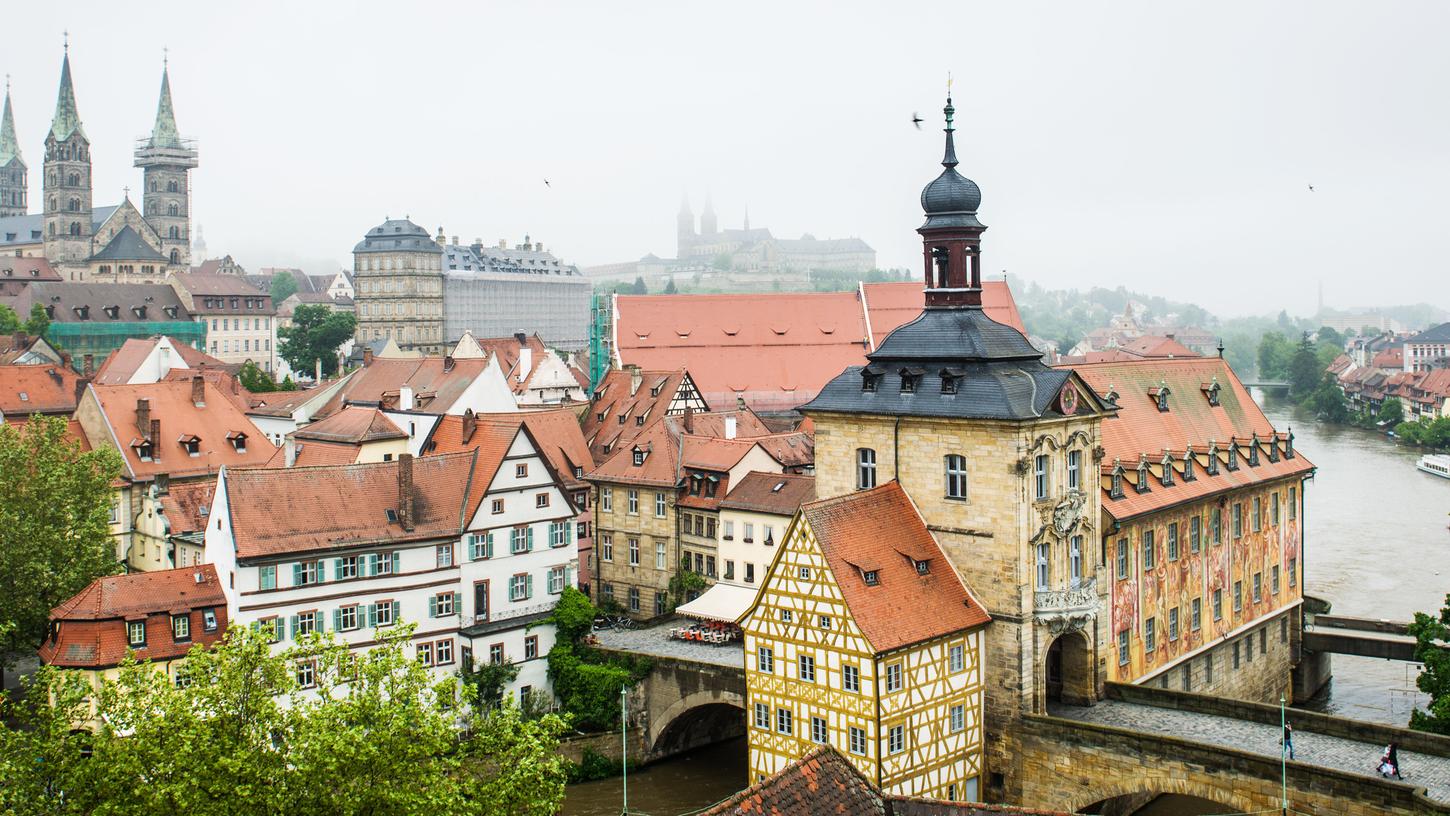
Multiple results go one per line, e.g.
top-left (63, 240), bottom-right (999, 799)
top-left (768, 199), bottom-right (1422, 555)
top-left (59, 352), bottom-right (72, 371)
top-left (397, 453), bottom-right (415, 531)
top-left (399, 384), bottom-right (415, 411)
top-left (150, 419), bottom-right (161, 457)
top-left (315, 357), bottom-right (322, 383)
top-left (363, 346), bottom-right (374, 366)
top-left (514, 331), bottom-right (527, 345)
top-left (443, 355), bottom-right (455, 373)
top-left (725, 415), bottom-right (737, 440)
top-left (74, 377), bottom-right (88, 407)
top-left (461, 409), bottom-right (477, 445)
top-left (285, 437), bottom-right (298, 467)
top-left (82, 353), bottom-right (94, 377)
top-left (191, 375), bottom-right (206, 407)
top-left (628, 364), bottom-right (642, 396)
top-left (136, 398), bottom-right (152, 436)
top-left (11, 331), bottom-right (24, 348)
top-left (683, 406), bottom-right (694, 435)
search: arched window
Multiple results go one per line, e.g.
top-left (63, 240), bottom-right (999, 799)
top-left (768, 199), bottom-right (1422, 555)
top-left (66, 173), bottom-right (79, 187)
top-left (69, 222), bottom-right (81, 236)
top-left (168, 203), bottom-right (179, 216)
top-left (170, 249), bottom-right (180, 265)
top-left (856, 448), bottom-right (877, 490)
top-left (944, 454), bottom-right (968, 500)
top-left (49, 197), bottom-right (56, 212)
top-left (169, 226), bottom-right (180, 238)
top-left (167, 180), bottom-right (178, 192)
top-left (49, 222), bottom-right (55, 236)
top-left (151, 181), bottom-right (158, 192)
top-left (68, 198), bottom-right (80, 212)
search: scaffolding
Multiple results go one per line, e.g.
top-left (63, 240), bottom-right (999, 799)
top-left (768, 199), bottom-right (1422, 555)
top-left (588, 291), bottom-right (613, 391)
top-left (48, 321), bottom-right (207, 370)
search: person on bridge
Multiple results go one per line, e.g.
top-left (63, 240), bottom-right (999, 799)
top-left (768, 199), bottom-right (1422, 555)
top-left (1380, 742), bottom-right (1404, 780)
top-left (1282, 721), bottom-right (1294, 760)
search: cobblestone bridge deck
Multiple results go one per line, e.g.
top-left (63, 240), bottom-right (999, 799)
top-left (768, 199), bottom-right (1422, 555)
top-left (1052, 699), bottom-right (1450, 804)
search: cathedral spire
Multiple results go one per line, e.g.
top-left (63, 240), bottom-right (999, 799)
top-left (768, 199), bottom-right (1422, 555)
top-left (50, 46), bottom-right (85, 143)
top-left (0, 79), bottom-right (21, 166)
top-left (148, 59), bottom-right (182, 149)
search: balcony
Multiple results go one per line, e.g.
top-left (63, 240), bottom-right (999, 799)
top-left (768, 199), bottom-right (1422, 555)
top-left (1033, 577), bottom-right (1099, 635)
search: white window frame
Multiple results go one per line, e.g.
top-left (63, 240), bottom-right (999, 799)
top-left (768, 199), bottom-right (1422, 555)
top-left (1035, 542), bottom-right (1050, 590)
top-left (1067, 449), bottom-right (1081, 491)
top-left (944, 454), bottom-right (967, 500)
top-left (856, 448), bottom-right (877, 490)
top-left (1034, 454), bottom-right (1049, 500)
top-left (1069, 536), bottom-right (1083, 588)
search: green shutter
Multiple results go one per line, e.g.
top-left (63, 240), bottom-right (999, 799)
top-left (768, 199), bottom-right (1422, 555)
top-left (525, 574), bottom-right (534, 599)
top-left (316, 560), bottom-right (326, 582)
top-left (428, 596), bottom-right (438, 618)
top-left (292, 563), bottom-right (303, 586)
top-left (453, 592), bottom-right (461, 613)
top-left (289, 615), bottom-right (298, 639)
top-left (335, 558), bottom-right (344, 578)
top-left (333, 609), bottom-right (342, 631)
top-left (526, 526), bottom-right (534, 550)
top-left (486, 531), bottom-right (494, 558)
top-left (391, 552), bottom-right (401, 574)
top-left (368, 554), bottom-right (378, 576)
top-left (367, 603), bottom-right (377, 628)
top-left (391, 600), bottom-right (400, 621)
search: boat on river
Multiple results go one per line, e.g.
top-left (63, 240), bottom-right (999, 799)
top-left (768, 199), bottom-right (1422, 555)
top-left (1418, 454), bottom-right (1450, 479)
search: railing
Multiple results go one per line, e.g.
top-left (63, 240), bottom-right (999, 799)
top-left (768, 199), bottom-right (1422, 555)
top-left (1033, 577), bottom-right (1099, 634)
top-left (460, 601), bottom-right (557, 629)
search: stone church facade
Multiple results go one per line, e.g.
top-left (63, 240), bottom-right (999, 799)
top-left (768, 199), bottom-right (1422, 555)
top-left (0, 47), bottom-right (197, 282)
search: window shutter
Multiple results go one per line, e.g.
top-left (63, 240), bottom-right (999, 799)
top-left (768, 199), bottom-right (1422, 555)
top-left (391, 600), bottom-right (400, 621)
top-left (292, 563), bottom-right (303, 586)
top-left (526, 573), bottom-right (534, 599)
top-left (568, 520), bottom-right (575, 546)
top-left (333, 609), bottom-right (342, 631)
top-left (367, 603), bottom-right (377, 628)
top-left (391, 552), bottom-right (401, 574)
top-left (428, 596), bottom-right (438, 618)
top-left (250, 620), bottom-right (261, 634)
top-left (289, 615), bottom-right (298, 639)
top-left (486, 531), bottom-right (494, 557)
top-left (367, 554), bottom-right (378, 576)
top-left (316, 560), bottom-right (326, 582)
top-left (315, 612), bottom-right (326, 633)
top-left (527, 526), bottom-right (534, 550)
top-left (452, 592), bottom-right (461, 612)
top-left (335, 558), bottom-right (344, 577)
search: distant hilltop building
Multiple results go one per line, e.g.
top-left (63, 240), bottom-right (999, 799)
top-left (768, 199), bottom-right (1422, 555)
top-left (585, 195), bottom-right (876, 290)
top-left (0, 45), bottom-right (199, 282)
top-left (352, 218), bottom-right (589, 354)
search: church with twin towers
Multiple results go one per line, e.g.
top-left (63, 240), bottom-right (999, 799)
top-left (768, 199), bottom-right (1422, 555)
top-left (0, 43), bottom-right (198, 282)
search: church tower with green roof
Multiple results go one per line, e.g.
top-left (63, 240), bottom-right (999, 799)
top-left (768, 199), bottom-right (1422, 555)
top-left (43, 44), bottom-right (94, 264)
top-left (134, 58), bottom-right (198, 267)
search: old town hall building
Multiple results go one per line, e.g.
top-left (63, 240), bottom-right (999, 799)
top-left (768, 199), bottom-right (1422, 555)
top-left (0, 46), bottom-right (198, 281)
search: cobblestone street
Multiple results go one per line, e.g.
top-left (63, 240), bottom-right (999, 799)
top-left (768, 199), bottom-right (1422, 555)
top-left (1052, 700), bottom-right (1450, 804)
top-left (592, 621), bottom-right (745, 670)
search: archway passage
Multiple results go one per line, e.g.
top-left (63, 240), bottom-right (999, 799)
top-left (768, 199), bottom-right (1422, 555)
top-left (1079, 792), bottom-right (1230, 815)
top-left (1046, 632), bottom-right (1095, 706)
top-left (651, 703), bottom-right (745, 760)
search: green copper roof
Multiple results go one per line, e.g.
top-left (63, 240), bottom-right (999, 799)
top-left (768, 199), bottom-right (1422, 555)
top-left (148, 67), bottom-right (181, 149)
top-left (50, 52), bottom-right (86, 143)
top-left (0, 86), bottom-right (21, 165)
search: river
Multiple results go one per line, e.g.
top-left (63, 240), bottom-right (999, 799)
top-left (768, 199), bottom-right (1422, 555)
top-left (563, 394), bottom-right (1450, 814)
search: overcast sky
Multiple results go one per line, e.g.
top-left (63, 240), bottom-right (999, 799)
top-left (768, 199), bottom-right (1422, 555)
top-left (4, 1), bottom-right (1446, 317)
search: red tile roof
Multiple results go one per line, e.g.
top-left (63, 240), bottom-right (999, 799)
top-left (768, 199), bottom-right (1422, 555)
top-left (800, 482), bottom-right (990, 653)
top-left (86, 380), bottom-right (277, 481)
top-left (471, 333), bottom-right (551, 393)
top-left (0, 363), bottom-right (80, 416)
top-left (39, 565), bottom-right (228, 669)
top-left (720, 472), bottom-right (816, 516)
top-left (221, 451), bottom-right (486, 559)
top-left (322, 357), bottom-right (495, 415)
top-left (0, 256), bottom-right (61, 281)
top-left (1069, 357), bottom-right (1314, 521)
top-left (160, 367), bottom-right (257, 412)
top-left (614, 281), bottom-right (1025, 411)
top-left (293, 406), bottom-right (407, 443)
top-left (587, 409), bottom-right (787, 489)
top-left (159, 480), bottom-right (217, 535)
top-left (582, 368), bottom-right (701, 465)
top-left (519, 409), bottom-right (593, 489)
top-left (1372, 347), bottom-right (1404, 369)
top-left (93, 336), bottom-right (227, 385)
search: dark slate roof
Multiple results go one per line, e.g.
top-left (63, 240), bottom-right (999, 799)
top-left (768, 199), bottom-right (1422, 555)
top-left (354, 218), bottom-right (440, 254)
top-left (90, 226), bottom-right (167, 262)
top-left (872, 308), bottom-right (1041, 362)
top-left (0, 206), bottom-right (117, 249)
top-left (1406, 322), bottom-right (1450, 344)
top-left (12, 282), bottom-right (192, 323)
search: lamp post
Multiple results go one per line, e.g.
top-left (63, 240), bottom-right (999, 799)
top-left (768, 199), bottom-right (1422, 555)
top-left (1280, 693), bottom-right (1288, 816)
top-left (621, 685), bottom-right (629, 816)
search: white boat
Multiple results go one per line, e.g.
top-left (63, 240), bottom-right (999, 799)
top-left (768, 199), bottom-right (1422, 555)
top-left (1418, 454), bottom-right (1450, 479)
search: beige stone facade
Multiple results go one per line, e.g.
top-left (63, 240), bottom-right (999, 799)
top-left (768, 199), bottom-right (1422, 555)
top-left (591, 481), bottom-right (678, 617)
top-left (353, 219), bottom-right (445, 354)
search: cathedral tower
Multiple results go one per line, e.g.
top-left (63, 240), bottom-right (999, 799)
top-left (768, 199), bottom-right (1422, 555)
top-left (43, 45), bottom-right (94, 264)
top-left (0, 81), bottom-right (27, 217)
top-left (134, 59), bottom-right (198, 266)
top-left (700, 191), bottom-right (718, 235)
top-left (676, 194), bottom-right (695, 259)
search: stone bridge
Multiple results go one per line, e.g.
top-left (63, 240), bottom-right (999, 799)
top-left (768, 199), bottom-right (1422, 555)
top-left (598, 640), bottom-right (747, 763)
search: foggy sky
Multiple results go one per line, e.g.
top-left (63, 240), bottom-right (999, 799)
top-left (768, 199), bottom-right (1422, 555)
top-left (4, 1), bottom-right (1447, 317)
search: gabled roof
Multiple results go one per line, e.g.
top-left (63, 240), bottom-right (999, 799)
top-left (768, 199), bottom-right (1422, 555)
top-left (585, 418), bottom-right (681, 487)
top-left (39, 566), bottom-right (227, 668)
top-left (324, 357), bottom-right (497, 415)
top-left (1115, 335), bottom-right (1201, 359)
top-left (1405, 322), bottom-right (1450, 344)
top-left (92, 226), bottom-right (167, 262)
top-left (170, 272), bottom-right (269, 298)
top-left (0, 364), bottom-right (80, 416)
top-left (798, 482), bottom-right (990, 653)
top-left (94, 336), bottom-right (225, 385)
top-left (720, 472), bottom-right (815, 516)
top-left (86, 379), bottom-right (275, 480)
top-left (158, 480), bottom-right (217, 536)
top-left (221, 451), bottom-right (483, 559)
top-left (582, 368), bottom-right (699, 465)
top-left (293, 406), bottom-right (406, 444)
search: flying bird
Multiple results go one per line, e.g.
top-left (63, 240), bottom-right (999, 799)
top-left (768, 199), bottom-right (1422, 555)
top-left (544, 179), bottom-right (551, 188)
top-left (1307, 184), bottom-right (1315, 192)
top-left (912, 113), bottom-right (923, 129)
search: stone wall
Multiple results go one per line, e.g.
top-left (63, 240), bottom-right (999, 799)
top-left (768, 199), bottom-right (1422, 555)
top-left (1018, 714), bottom-right (1450, 815)
top-left (1132, 606), bottom-right (1298, 704)
top-left (592, 482), bottom-right (680, 619)
top-left (605, 651), bottom-right (747, 762)
top-left (558, 727), bottom-right (646, 766)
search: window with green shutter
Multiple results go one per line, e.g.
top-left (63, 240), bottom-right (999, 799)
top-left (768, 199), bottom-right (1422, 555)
top-left (260, 565), bottom-right (276, 590)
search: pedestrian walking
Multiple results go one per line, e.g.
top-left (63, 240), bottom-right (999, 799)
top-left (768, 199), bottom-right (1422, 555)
top-left (1282, 721), bottom-right (1294, 760)
top-left (1380, 742), bottom-right (1404, 780)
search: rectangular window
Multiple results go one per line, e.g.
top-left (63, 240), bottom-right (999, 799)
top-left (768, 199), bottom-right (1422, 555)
top-left (628, 587), bottom-right (640, 613)
top-left (655, 591), bottom-right (667, 616)
top-left (799, 654), bottom-right (816, 682)
top-left (888, 725), bottom-right (905, 754)
top-left (705, 556), bottom-right (716, 578)
top-left (628, 538), bottom-right (640, 566)
top-left (432, 592), bottom-right (456, 617)
top-left (857, 448), bottom-right (877, 490)
top-left (203, 609), bottom-right (218, 632)
top-left (515, 463), bottom-right (528, 479)
top-left (945, 454), bottom-right (968, 499)
top-left (260, 565), bottom-right (276, 590)
top-left (296, 660), bottom-right (316, 689)
top-left (654, 492), bottom-right (666, 517)
top-left (1261, 627), bottom-right (1268, 654)
top-left (339, 605), bottom-right (359, 631)
top-left (1288, 557), bottom-right (1297, 587)
top-left (1145, 617), bottom-right (1157, 652)
top-left (511, 527), bottom-right (530, 555)
top-left (1233, 641), bottom-right (1241, 669)
top-left (1289, 486), bottom-right (1297, 519)
top-left (651, 540), bottom-right (664, 570)
top-left (744, 523), bottom-right (755, 543)
top-left (723, 520), bottom-right (734, 540)
top-left (754, 703), bottom-right (769, 729)
top-left (885, 663), bottom-right (902, 693)
top-left (600, 534), bottom-right (613, 562)
top-left (1233, 580), bottom-right (1243, 612)
top-left (338, 555), bottom-right (359, 580)
top-left (491, 498), bottom-right (504, 514)
top-left (550, 522), bottom-right (567, 548)
top-left (1191, 598), bottom-right (1202, 631)
top-left (1253, 497), bottom-right (1262, 532)
top-left (777, 708), bottom-right (793, 735)
top-left (1233, 503), bottom-right (1243, 539)
top-left (1067, 450), bottom-right (1081, 491)
top-left (468, 533), bottom-right (493, 560)
top-left (525, 635), bottom-right (539, 660)
top-left (818, 615), bottom-right (831, 629)
top-left (1116, 538), bottom-right (1128, 580)
top-left (1213, 588), bottom-right (1223, 621)
top-left (849, 726), bottom-right (867, 755)
top-left (436, 543), bottom-right (453, 568)
top-left (1271, 565), bottom-right (1280, 595)
top-left (417, 642), bottom-right (434, 666)
top-left (1167, 523), bottom-right (1179, 561)
top-left (128, 620), bottom-right (146, 646)
top-left (436, 639), bottom-right (454, 665)
top-left (1142, 530), bottom-right (1155, 570)
top-left (1253, 572), bottom-right (1262, 603)
top-left (1271, 491), bottom-right (1280, 525)
top-left (627, 490), bottom-right (639, 515)
top-left (811, 716), bottom-right (827, 744)
top-left (1069, 536), bottom-right (1083, 588)
top-left (949, 644), bottom-right (965, 673)
top-left (296, 560), bottom-right (321, 586)
top-left (373, 552), bottom-right (395, 576)
top-left (758, 647), bottom-right (774, 673)
top-left (1035, 542), bottom-right (1050, 590)
top-left (844, 663), bottom-right (860, 693)
top-left (1168, 607), bottom-right (1179, 641)
top-left (780, 609), bottom-right (793, 622)
top-left (1117, 629), bottom-right (1129, 666)
top-left (950, 703), bottom-right (965, 733)
top-left (1034, 454), bottom-right (1049, 500)
top-left (1204, 652), bottom-right (1214, 684)
top-left (548, 566), bottom-right (566, 594)
top-left (1189, 516), bottom-right (1201, 553)
top-left (601, 489), bottom-right (612, 512)
top-left (510, 573), bottom-right (531, 602)
top-left (1211, 507), bottom-right (1222, 544)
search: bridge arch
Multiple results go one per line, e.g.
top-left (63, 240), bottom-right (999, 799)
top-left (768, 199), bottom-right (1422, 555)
top-left (648, 690), bottom-right (746, 759)
top-left (1044, 630), bottom-right (1095, 707)
top-left (1069, 780), bottom-right (1251, 814)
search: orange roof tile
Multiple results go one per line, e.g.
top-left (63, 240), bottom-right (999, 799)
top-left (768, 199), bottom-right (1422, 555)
top-left (323, 357), bottom-right (494, 415)
top-left (720, 472), bottom-right (815, 516)
top-left (93, 336), bottom-right (226, 385)
top-left (519, 409), bottom-right (593, 488)
top-left (39, 565), bottom-right (228, 668)
top-left (160, 367), bottom-right (258, 412)
top-left (221, 451), bottom-right (483, 560)
top-left (1069, 357), bottom-right (1314, 521)
top-left (87, 380), bottom-right (276, 481)
top-left (158, 480), bottom-right (217, 535)
top-left (581, 368), bottom-right (700, 465)
top-left (0, 363), bottom-right (80, 416)
top-left (294, 406), bottom-right (406, 444)
top-left (799, 482), bottom-right (990, 653)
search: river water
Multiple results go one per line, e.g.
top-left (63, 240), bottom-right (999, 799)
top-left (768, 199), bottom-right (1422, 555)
top-left (563, 394), bottom-right (1450, 814)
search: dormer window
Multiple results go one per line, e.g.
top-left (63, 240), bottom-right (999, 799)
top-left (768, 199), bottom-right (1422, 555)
top-left (1226, 443), bottom-right (1240, 471)
top-left (1110, 462), bottom-right (1125, 499)
top-left (1206, 444), bottom-right (1220, 476)
top-left (597, 412), bottom-right (605, 421)
top-left (900, 369), bottom-right (920, 394)
top-left (1135, 458), bottom-right (1151, 494)
top-left (103, 304), bottom-right (120, 319)
top-left (132, 304), bottom-right (148, 319)
top-left (163, 306), bottom-right (178, 318)
top-left (1286, 431), bottom-right (1295, 459)
top-left (618, 414), bottom-right (627, 425)
top-left (940, 367), bottom-right (963, 395)
top-left (179, 434), bottom-right (201, 457)
top-left (136, 441), bottom-right (154, 462)
top-left (914, 559), bottom-right (930, 576)
top-left (1102, 387), bottom-right (1120, 407)
top-left (1204, 380), bottom-right (1222, 407)
top-left (635, 415), bottom-right (645, 426)
top-left (1248, 435), bottom-right (1260, 466)
top-left (72, 304), bottom-right (89, 320)
top-left (861, 369), bottom-right (881, 393)
top-left (1183, 449), bottom-right (1196, 482)
top-left (1268, 436), bottom-right (1280, 462)
top-left (227, 431), bottom-right (248, 453)
top-left (1151, 385), bottom-right (1171, 412)
top-left (1160, 454), bottom-right (1174, 487)
top-left (632, 447), bottom-right (646, 466)
top-left (862, 569), bottom-right (880, 586)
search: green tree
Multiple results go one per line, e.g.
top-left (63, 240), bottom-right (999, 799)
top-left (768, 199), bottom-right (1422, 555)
top-left (543, 588), bottom-right (650, 732)
top-left (279, 375), bottom-right (298, 391)
top-left (237, 360), bottom-right (277, 393)
top-left (630, 276), bottom-right (648, 295)
top-left (270, 270), bottom-right (299, 304)
top-left (1316, 326), bottom-right (1344, 349)
top-left (1410, 594), bottom-right (1450, 736)
top-left (1307, 373), bottom-right (1349, 423)
top-left (712, 253), bottom-right (732, 272)
top-left (663, 277), bottom-right (678, 295)
top-left (1378, 397), bottom-right (1404, 426)
top-left (0, 304), bottom-right (20, 333)
top-left (23, 303), bottom-right (50, 338)
top-left (0, 416), bottom-right (123, 657)
top-left (278, 304), bottom-right (356, 378)
top-left (1288, 334), bottom-right (1322, 398)
top-left (0, 624), bottom-right (570, 816)
top-left (1256, 331), bottom-right (1293, 380)
top-left (462, 659), bottom-right (521, 710)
